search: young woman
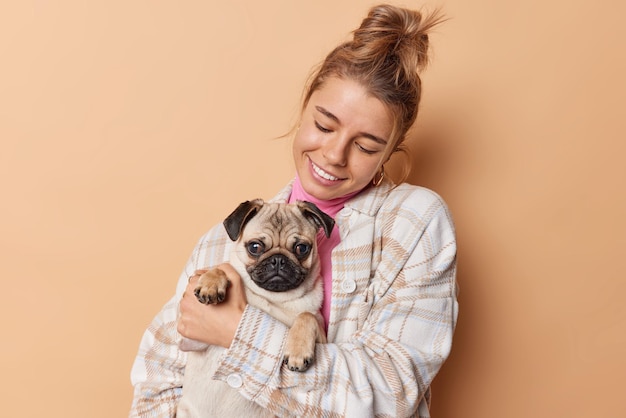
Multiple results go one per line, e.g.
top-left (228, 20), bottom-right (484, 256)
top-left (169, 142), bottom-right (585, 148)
top-left (130, 4), bottom-right (458, 417)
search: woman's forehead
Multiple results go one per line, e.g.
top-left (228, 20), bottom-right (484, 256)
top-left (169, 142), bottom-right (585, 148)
top-left (308, 77), bottom-right (394, 138)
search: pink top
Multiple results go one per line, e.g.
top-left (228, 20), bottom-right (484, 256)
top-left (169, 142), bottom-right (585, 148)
top-left (288, 176), bottom-right (360, 330)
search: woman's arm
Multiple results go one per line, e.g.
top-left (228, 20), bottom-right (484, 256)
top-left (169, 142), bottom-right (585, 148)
top-left (129, 294), bottom-right (186, 417)
top-left (129, 227), bottom-right (231, 417)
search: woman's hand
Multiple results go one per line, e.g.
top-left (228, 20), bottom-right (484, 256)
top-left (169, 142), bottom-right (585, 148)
top-left (177, 263), bottom-right (247, 348)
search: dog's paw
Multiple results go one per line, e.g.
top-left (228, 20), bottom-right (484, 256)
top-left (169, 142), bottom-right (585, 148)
top-left (282, 312), bottom-right (321, 372)
top-left (194, 268), bottom-right (230, 304)
top-left (283, 352), bottom-right (314, 372)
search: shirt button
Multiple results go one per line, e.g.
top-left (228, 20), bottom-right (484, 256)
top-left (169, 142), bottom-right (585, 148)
top-left (341, 279), bottom-right (357, 293)
top-left (340, 207), bottom-right (353, 217)
top-left (226, 373), bottom-right (243, 388)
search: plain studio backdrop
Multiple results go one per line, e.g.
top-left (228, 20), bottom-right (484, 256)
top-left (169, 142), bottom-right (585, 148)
top-left (1, 1), bottom-right (624, 416)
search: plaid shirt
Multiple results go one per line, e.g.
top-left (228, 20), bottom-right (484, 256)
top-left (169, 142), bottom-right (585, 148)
top-left (130, 179), bottom-right (458, 417)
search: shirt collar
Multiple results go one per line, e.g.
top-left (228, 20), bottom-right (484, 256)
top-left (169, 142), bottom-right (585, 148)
top-left (270, 177), bottom-right (394, 218)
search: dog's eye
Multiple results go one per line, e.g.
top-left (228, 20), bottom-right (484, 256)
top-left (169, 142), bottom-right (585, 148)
top-left (247, 241), bottom-right (265, 257)
top-left (293, 243), bottom-right (311, 259)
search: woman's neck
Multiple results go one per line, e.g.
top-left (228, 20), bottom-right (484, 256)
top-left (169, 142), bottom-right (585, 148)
top-left (288, 175), bottom-right (361, 218)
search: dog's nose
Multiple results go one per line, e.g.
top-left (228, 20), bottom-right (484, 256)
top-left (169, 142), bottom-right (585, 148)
top-left (271, 255), bottom-right (286, 269)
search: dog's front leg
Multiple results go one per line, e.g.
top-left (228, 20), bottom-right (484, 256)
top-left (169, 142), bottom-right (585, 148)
top-left (283, 312), bottom-right (326, 372)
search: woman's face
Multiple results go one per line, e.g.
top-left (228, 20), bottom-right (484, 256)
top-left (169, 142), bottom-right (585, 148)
top-left (293, 77), bottom-right (394, 201)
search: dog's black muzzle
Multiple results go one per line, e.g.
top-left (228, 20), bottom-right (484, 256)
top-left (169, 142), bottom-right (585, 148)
top-left (248, 254), bottom-right (308, 292)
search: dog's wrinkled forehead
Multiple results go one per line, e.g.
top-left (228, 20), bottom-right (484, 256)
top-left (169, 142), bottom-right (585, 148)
top-left (224, 199), bottom-right (334, 243)
top-left (243, 203), bottom-right (317, 241)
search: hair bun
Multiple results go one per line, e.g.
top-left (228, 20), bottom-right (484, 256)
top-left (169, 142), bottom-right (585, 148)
top-left (352, 4), bottom-right (443, 71)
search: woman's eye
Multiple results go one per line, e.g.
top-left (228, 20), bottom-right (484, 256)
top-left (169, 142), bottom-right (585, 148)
top-left (247, 241), bottom-right (265, 257)
top-left (314, 121), bottom-right (332, 133)
top-left (293, 243), bottom-right (311, 259)
top-left (356, 143), bottom-right (377, 155)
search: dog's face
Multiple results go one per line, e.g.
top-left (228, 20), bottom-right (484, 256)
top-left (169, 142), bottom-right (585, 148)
top-left (223, 200), bottom-right (334, 298)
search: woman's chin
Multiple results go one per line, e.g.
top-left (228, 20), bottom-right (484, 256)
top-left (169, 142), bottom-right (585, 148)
top-left (301, 179), bottom-right (344, 200)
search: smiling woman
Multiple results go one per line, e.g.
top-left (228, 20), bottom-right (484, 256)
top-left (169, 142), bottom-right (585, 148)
top-left (130, 4), bottom-right (457, 417)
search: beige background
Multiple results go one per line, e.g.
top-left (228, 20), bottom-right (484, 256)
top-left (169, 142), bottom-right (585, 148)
top-left (1, 0), bottom-right (624, 416)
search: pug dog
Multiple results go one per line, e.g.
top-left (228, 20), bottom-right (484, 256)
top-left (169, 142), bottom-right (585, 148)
top-left (177, 199), bottom-right (334, 418)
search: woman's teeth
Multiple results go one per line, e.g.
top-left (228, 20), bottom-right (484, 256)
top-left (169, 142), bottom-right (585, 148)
top-left (312, 162), bottom-right (340, 181)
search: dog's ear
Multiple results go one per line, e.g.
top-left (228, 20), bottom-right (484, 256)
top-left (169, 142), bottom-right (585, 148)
top-left (223, 199), bottom-right (264, 241)
top-left (297, 201), bottom-right (335, 238)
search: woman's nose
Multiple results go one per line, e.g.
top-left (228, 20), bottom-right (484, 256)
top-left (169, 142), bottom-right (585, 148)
top-left (322, 136), bottom-right (348, 166)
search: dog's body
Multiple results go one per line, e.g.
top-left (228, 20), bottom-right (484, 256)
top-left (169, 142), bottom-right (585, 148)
top-left (177, 200), bottom-right (334, 417)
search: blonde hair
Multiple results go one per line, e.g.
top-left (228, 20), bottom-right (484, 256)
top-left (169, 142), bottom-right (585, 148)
top-left (299, 4), bottom-right (445, 183)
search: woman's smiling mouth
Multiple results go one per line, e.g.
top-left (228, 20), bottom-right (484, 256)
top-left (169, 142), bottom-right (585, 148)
top-left (311, 160), bottom-right (343, 181)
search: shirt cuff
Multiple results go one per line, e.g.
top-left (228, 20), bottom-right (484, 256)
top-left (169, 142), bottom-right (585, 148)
top-left (212, 304), bottom-right (290, 401)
